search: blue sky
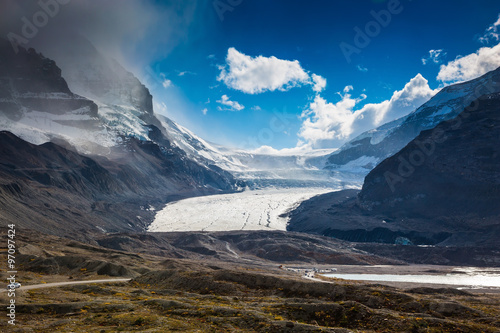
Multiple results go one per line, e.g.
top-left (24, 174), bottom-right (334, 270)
top-left (4, 0), bottom-right (499, 152)
top-left (138, 0), bottom-right (500, 152)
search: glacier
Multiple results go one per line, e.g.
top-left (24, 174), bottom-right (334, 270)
top-left (148, 187), bottom-right (336, 232)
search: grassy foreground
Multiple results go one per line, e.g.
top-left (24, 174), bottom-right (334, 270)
top-left (1, 230), bottom-right (499, 332)
top-left (2, 266), bottom-right (500, 332)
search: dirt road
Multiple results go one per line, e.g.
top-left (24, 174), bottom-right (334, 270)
top-left (3, 278), bottom-right (131, 292)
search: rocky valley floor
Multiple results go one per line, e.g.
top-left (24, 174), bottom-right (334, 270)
top-left (1, 229), bottom-right (500, 332)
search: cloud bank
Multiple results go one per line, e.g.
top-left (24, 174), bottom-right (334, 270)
top-left (437, 43), bottom-right (500, 83)
top-left (217, 48), bottom-right (326, 94)
top-left (298, 74), bottom-right (438, 149)
top-left (1, 0), bottom-right (200, 73)
top-left (438, 15), bottom-right (500, 84)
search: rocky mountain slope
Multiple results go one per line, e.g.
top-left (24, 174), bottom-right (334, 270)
top-left (287, 93), bottom-right (500, 248)
top-left (0, 130), bottom-right (239, 241)
top-left (6, 35), bottom-right (353, 189)
top-left (358, 92), bottom-right (500, 233)
top-left (0, 40), bottom-right (102, 146)
top-left (0, 40), bottom-right (240, 240)
top-left (157, 114), bottom-right (353, 188)
top-left (325, 67), bottom-right (500, 172)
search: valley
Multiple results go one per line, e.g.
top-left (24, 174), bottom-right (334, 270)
top-left (2, 5), bottom-right (500, 331)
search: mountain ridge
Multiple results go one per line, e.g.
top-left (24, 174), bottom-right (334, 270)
top-left (287, 92), bottom-right (500, 248)
top-left (326, 67), bottom-right (500, 172)
top-left (0, 39), bottom-right (241, 241)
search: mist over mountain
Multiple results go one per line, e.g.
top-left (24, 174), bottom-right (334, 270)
top-left (0, 39), bottom-right (241, 240)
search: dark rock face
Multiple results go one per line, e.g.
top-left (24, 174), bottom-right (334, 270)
top-left (0, 131), bottom-right (120, 197)
top-left (0, 39), bottom-right (97, 120)
top-left (327, 67), bottom-right (500, 170)
top-left (37, 34), bottom-right (153, 116)
top-left (288, 93), bottom-right (500, 248)
top-left (0, 40), bottom-right (241, 241)
top-left (0, 130), bottom-right (240, 240)
top-left (359, 93), bottom-right (500, 220)
top-left (0, 40), bottom-right (70, 94)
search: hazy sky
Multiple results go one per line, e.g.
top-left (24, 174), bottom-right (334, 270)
top-left (2, 0), bottom-right (500, 151)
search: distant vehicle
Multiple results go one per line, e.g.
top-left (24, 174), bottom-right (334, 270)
top-left (7, 282), bottom-right (21, 289)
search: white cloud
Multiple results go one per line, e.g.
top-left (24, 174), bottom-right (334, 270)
top-left (298, 74), bottom-right (438, 149)
top-left (154, 101), bottom-right (168, 115)
top-left (343, 85), bottom-right (353, 93)
top-left (250, 145), bottom-right (283, 154)
top-left (202, 108), bottom-right (208, 115)
top-left (250, 145), bottom-right (321, 156)
top-left (311, 74), bottom-right (327, 92)
top-left (178, 71), bottom-right (195, 76)
top-left (437, 15), bottom-right (500, 84)
top-left (478, 14), bottom-right (500, 44)
top-left (216, 95), bottom-right (245, 111)
top-left (162, 78), bottom-right (172, 88)
top-left (251, 106), bottom-right (262, 111)
top-left (357, 65), bottom-right (368, 72)
top-left (217, 48), bottom-right (311, 94)
top-left (437, 43), bottom-right (500, 83)
top-left (422, 49), bottom-right (446, 65)
top-left (159, 73), bottom-right (172, 88)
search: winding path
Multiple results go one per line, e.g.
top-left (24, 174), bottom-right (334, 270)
top-left (3, 278), bottom-right (131, 292)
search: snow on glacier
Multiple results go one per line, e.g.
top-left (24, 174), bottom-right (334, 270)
top-left (148, 187), bottom-right (335, 232)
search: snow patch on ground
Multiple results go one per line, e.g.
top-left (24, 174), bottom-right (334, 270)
top-left (148, 187), bottom-right (334, 232)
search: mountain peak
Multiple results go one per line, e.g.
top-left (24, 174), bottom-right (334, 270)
top-left (35, 34), bottom-right (153, 116)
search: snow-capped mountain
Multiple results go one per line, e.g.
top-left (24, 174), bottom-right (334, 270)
top-left (20, 34), bottom-right (161, 153)
top-left (288, 92), bottom-right (500, 248)
top-left (157, 114), bottom-right (248, 172)
top-left (0, 39), bottom-right (107, 151)
top-left (0, 37), bottom-right (239, 190)
top-left (325, 66), bottom-right (500, 171)
top-left (157, 114), bottom-right (363, 188)
top-left (0, 35), bottom-right (362, 190)
top-left (0, 38), bottom-right (243, 238)
top-left (158, 113), bottom-right (332, 172)
top-left (2, 34), bottom-right (184, 157)
top-left (31, 35), bottom-right (333, 177)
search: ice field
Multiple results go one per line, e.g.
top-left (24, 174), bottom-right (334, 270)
top-left (148, 187), bottom-right (333, 232)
